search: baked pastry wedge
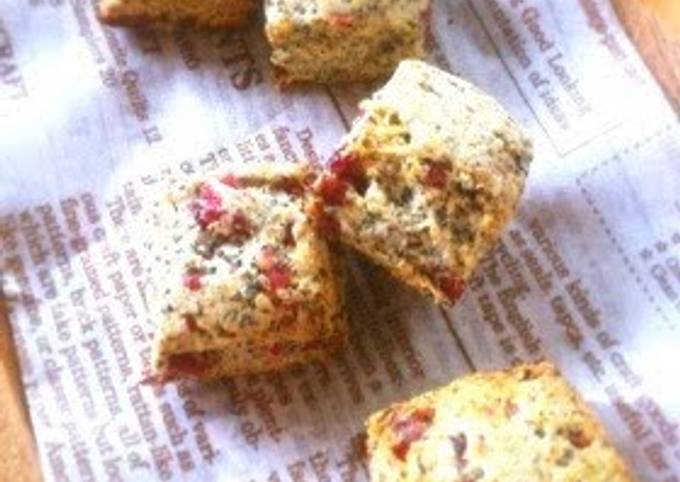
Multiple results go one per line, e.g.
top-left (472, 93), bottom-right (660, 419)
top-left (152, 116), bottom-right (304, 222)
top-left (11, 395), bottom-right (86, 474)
top-left (312, 60), bottom-right (533, 304)
top-left (146, 163), bottom-right (347, 380)
top-left (264, 0), bottom-right (431, 85)
top-left (366, 362), bottom-right (635, 482)
top-left (98, 0), bottom-right (257, 29)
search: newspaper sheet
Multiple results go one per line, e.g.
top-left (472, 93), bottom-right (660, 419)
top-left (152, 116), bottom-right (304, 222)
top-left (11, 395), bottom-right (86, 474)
top-left (1, 0), bottom-right (679, 480)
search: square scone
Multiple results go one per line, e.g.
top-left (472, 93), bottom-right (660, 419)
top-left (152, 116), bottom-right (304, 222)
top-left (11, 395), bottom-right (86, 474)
top-left (264, 0), bottom-right (431, 85)
top-left (98, 0), bottom-right (257, 29)
top-left (312, 60), bottom-right (533, 304)
top-left (147, 163), bottom-right (347, 380)
top-left (366, 362), bottom-right (635, 482)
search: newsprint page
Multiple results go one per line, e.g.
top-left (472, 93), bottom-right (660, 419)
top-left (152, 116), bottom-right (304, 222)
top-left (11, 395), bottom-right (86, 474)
top-left (1, 0), bottom-right (679, 480)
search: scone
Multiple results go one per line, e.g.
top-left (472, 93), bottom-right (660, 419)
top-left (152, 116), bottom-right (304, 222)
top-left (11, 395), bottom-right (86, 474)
top-left (365, 362), bottom-right (636, 482)
top-left (312, 60), bottom-right (532, 304)
top-left (97, 0), bottom-right (257, 29)
top-left (147, 163), bottom-right (347, 380)
top-left (264, 0), bottom-right (431, 85)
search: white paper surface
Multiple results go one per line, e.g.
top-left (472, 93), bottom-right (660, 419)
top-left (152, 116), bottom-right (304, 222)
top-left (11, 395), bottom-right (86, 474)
top-left (1, 0), bottom-right (679, 480)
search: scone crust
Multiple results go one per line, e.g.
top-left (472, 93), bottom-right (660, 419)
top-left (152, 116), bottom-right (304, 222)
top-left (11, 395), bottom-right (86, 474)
top-left (315, 60), bottom-right (533, 304)
top-left (98, 0), bottom-right (257, 29)
top-left (147, 163), bottom-right (347, 380)
top-left (366, 362), bottom-right (636, 482)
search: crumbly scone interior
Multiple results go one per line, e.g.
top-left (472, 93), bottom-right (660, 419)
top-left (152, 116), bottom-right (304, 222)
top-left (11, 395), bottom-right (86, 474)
top-left (265, 0), bottom-right (428, 83)
top-left (147, 165), bottom-right (346, 378)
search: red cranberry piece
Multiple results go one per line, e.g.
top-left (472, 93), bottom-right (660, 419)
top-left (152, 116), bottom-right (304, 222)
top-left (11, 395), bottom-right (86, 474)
top-left (317, 211), bottom-right (341, 238)
top-left (330, 151), bottom-right (359, 177)
top-left (199, 182), bottom-right (222, 204)
top-left (258, 246), bottom-right (278, 271)
top-left (269, 343), bottom-right (284, 357)
top-left (439, 275), bottom-right (467, 303)
top-left (390, 407), bottom-right (435, 461)
top-left (221, 174), bottom-right (241, 188)
top-left (282, 222), bottom-right (296, 247)
top-left (183, 273), bottom-right (203, 291)
top-left (183, 314), bottom-right (199, 332)
top-left (308, 201), bottom-right (341, 238)
top-left (328, 13), bottom-right (354, 29)
top-left (266, 263), bottom-right (292, 291)
top-left (330, 151), bottom-right (368, 194)
top-left (211, 209), bottom-right (252, 243)
top-left (319, 176), bottom-right (349, 206)
top-left (423, 162), bottom-right (450, 189)
top-left (192, 183), bottom-right (224, 229)
top-left (229, 210), bottom-right (251, 237)
top-left (258, 247), bottom-right (292, 292)
top-left (196, 206), bottom-right (222, 229)
top-left (568, 428), bottom-right (592, 449)
top-left (166, 352), bottom-right (213, 378)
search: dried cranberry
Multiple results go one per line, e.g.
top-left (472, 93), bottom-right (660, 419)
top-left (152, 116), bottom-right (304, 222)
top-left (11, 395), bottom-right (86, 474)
top-left (198, 207), bottom-right (222, 228)
top-left (229, 210), bottom-right (251, 237)
top-left (423, 161), bottom-right (450, 189)
top-left (269, 343), bottom-right (284, 357)
top-left (439, 275), bottom-right (467, 303)
top-left (183, 314), bottom-right (199, 332)
top-left (308, 201), bottom-right (341, 238)
top-left (258, 247), bottom-right (292, 292)
top-left (166, 352), bottom-right (213, 378)
top-left (183, 273), bottom-right (203, 291)
top-left (317, 211), bottom-right (341, 238)
top-left (328, 13), bottom-right (354, 29)
top-left (258, 246), bottom-right (278, 271)
top-left (266, 263), bottom-right (292, 291)
top-left (567, 428), bottom-right (592, 449)
top-left (420, 4), bottom-right (432, 22)
top-left (199, 182), bottom-right (222, 203)
top-left (192, 183), bottom-right (224, 229)
top-left (330, 151), bottom-right (368, 194)
top-left (420, 4), bottom-right (435, 50)
top-left (390, 407), bottom-right (435, 461)
top-left (330, 151), bottom-right (358, 177)
top-left (319, 176), bottom-right (349, 206)
top-left (221, 174), bottom-right (241, 188)
top-left (209, 209), bottom-right (252, 243)
top-left (282, 222), bottom-right (296, 247)
top-left (504, 400), bottom-right (518, 418)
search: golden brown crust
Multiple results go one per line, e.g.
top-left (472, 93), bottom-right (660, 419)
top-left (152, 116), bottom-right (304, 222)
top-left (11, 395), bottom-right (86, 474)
top-left (365, 362), bottom-right (636, 482)
top-left (97, 0), bottom-right (257, 29)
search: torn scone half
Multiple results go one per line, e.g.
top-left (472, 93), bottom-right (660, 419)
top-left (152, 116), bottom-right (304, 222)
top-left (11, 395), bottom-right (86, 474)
top-left (147, 163), bottom-right (347, 381)
top-left (366, 362), bottom-right (636, 482)
top-left (264, 0), bottom-right (431, 85)
top-left (312, 60), bottom-right (533, 304)
top-left (98, 0), bottom-right (258, 29)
